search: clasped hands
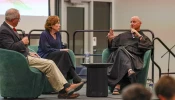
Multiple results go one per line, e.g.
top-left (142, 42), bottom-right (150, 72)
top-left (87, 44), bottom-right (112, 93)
top-left (60, 49), bottom-right (69, 52)
top-left (29, 52), bottom-right (40, 58)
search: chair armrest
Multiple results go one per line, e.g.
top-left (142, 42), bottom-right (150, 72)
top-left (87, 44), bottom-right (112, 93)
top-left (68, 49), bottom-right (76, 68)
top-left (102, 48), bottom-right (111, 63)
top-left (29, 67), bottom-right (43, 75)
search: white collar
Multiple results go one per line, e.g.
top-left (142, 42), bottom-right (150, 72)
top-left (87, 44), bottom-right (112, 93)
top-left (5, 21), bottom-right (14, 29)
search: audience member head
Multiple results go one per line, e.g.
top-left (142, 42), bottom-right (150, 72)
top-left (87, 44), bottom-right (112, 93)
top-left (45, 16), bottom-right (61, 32)
top-left (155, 75), bottom-right (175, 100)
top-left (130, 16), bottom-right (142, 31)
top-left (5, 8), bottom-right (20, 27)
top-left (122, 83), bottom-right (152, 100)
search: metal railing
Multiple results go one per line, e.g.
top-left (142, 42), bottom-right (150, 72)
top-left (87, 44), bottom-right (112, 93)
top-left (73, 29), bottom-right (154, 53)
top-left (72, 29), bottom-right (155, 82)
top-left (152, 37), bottom-right (175, 79)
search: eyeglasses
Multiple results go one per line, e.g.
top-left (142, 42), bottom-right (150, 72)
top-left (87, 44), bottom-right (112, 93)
top-left (14, 18), bottom-right (20, 21)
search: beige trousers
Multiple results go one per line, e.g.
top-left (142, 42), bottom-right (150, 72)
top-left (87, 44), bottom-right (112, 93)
top-left (27, 56), bottom-right (68, 92)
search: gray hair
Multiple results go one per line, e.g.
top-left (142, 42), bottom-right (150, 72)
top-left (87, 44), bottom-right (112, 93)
top-left (5, 8), bottom-right (19, 21)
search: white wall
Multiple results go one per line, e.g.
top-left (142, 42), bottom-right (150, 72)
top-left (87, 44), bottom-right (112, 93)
top-left (0, 0), bottom-right (55, 34)
top-left (113, 0), bottom-right (175, 82)
top-left (0, 0), bottom-right (55, 45)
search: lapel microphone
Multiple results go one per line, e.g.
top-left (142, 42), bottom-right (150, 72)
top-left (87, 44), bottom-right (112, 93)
top-left (132, 32), bottom-right (135, 38)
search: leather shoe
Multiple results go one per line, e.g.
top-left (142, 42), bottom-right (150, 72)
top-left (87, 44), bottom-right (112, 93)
top-left (58, 93), bottom-right (80, 99)
top-left (65, 82), bottom-right (84, 95)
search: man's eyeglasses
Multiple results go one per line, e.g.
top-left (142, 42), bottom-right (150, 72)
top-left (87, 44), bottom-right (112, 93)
top-left (14, 18), bottom-right (20, 21)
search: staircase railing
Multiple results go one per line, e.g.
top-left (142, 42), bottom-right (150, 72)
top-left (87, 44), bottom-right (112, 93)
top-left (152, 37), bottom-right (175, 79)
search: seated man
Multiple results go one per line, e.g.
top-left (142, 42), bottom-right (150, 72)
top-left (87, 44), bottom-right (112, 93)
top-left (122, 83), bottom-right (152, 100)
top-left (155, 75), bottom-right (175, 100)
top-left (107, 16), bottom-right (153, 95)
top-left (0, 8), bottom-right (84, 99)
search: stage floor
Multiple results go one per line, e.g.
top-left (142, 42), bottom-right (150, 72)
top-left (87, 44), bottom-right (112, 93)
top-left (0, 84), bottom-right (159, 100)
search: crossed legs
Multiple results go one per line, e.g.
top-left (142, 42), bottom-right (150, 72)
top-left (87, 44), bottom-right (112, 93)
top-left (27, 56), bottom-right (84, 98)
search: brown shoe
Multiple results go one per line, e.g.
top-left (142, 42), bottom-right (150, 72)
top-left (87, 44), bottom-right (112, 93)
top-left (58, 93), bottom-right (80, 99)
top-left (65, 82), bottom-right (84, 95)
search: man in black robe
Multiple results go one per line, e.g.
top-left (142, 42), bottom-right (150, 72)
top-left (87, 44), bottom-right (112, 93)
top-left (107, 16), bottom-right (153, 95)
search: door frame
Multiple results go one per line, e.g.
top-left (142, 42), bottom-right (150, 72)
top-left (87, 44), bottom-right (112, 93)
top-left (60, 0), bottom-right (114, 63)
top-left (88, 0), bottom-right (113, 62)
top-left (60, 0), bottom-right (89, 52)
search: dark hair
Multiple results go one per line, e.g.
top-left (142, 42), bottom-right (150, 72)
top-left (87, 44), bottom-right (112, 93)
top-left (45, 16), bottom-right (60, 31)
top-left (155, 75), bottom-right (175, 99)
top-left (122, 83), bottom-right (152, 100)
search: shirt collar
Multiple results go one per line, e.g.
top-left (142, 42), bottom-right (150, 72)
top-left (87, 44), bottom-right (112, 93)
top-left (5, 21), bottom-right (14, 29)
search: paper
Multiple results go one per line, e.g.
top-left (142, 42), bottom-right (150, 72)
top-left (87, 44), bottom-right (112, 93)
top-left (93, 37), bottom-right (97, 46)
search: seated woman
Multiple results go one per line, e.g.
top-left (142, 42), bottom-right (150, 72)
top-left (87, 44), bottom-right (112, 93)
top-left (37, 16), bottom-right (82, 84)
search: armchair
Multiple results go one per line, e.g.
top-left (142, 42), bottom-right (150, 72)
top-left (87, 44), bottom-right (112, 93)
top-left (0, 49), bottom-right (45, 98)
top-left (102, 48), bottom-right (151, 86)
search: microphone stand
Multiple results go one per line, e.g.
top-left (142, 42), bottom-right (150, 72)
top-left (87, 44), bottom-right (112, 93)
top-left (161, 44), bottom-right (175, 76)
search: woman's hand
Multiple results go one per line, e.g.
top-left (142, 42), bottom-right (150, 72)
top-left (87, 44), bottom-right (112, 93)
top-left (29, 52), bottom-right (40, 58)
top-left (60, 49), bottom-right (69, 52)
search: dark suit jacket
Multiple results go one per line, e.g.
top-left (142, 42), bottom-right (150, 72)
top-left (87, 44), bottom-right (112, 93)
top-left (0, 21), bottom-right (28, 56)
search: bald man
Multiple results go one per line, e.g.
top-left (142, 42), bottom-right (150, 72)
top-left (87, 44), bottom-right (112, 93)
top-left (106, 16), bottom-right (153, 95)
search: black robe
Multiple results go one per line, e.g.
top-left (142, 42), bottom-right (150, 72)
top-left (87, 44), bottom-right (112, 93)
top-left (107, 31), bottom-right (153, 89)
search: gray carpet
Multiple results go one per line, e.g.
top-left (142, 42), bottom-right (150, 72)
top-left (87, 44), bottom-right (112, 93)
top-left (0, 84), bottom-right (158, 100)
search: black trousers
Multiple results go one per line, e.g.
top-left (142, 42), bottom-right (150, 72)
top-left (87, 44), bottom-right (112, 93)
top-left (46, 50), bottom-right (81, 83)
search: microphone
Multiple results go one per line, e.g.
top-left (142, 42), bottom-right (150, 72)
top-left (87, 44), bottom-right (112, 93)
top-left (132, 32), bottom-right (135, 38)
top-left (22, 30), bottom-right (26, 37)
top-left (21, 31), bottom-right (28, 47)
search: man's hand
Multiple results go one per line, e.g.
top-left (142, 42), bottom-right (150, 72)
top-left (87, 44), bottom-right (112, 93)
top-left (21, 36), bottom-right (29, 45)
top-left (131, 28), bottom-right (142, 37)
top-left (107, 28), bottom-right (116, 41)
top-left (29, 52), bottom-right (40, 58)
top-left (60, 49), bottom-right (69, 52)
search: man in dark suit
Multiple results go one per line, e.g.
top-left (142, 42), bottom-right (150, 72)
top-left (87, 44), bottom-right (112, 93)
top-left (0, 8), bottom-right (84, 99)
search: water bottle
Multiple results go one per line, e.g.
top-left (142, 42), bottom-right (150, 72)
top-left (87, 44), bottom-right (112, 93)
top-left (84, 52), bottom-right (90, 64)
top-left (146, 79), bottom-right (150, 90)
top-left (149, 80), bottom-right (154, 92)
